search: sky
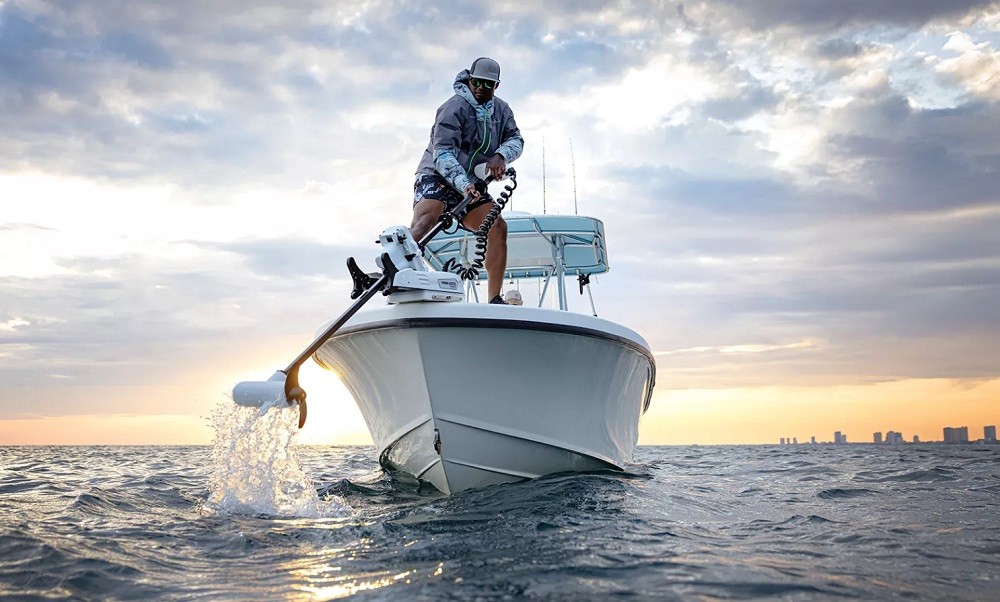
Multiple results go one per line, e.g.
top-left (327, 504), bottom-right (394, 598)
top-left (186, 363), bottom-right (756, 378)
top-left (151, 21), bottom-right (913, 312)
top-left (1, 0), bottom-right (998, 446)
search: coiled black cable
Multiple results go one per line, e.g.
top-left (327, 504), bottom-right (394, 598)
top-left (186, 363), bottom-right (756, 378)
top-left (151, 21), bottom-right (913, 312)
top-left (442, 170), bottom-right (518, 280)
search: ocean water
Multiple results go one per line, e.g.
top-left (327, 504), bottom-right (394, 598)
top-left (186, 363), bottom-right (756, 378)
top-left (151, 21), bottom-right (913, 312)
top-left (1, 412), bottom-right (998, 600)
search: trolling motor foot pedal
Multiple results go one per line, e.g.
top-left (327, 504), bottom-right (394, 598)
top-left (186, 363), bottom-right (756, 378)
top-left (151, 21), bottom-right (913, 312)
top-left (347, 257), bottom-right (378, 299)
top-left (379, 252), bottom-right (401, 295)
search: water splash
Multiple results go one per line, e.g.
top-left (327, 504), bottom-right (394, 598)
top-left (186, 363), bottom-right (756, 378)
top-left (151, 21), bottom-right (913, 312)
top-left (204, 398), bottom-right (350, 518)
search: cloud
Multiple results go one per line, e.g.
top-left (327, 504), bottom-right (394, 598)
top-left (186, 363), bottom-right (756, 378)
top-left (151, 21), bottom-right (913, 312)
top-left (819, 98), bottom-right (1000, 213)
top-left (1, 0), bottom-right (998, 425)
top-left (937, 31), bottom-right (1000, 98)
top-left (196, 238), bottom-right (373, 278)
top-left (700, 1), bottom-right (999, 31)
top-left (0, 223), bottom-right (56, 232)
top-left (658, 339), bottom-right (822, 355)
top-left (815, 38), bottom-right (865, 60)
top-left (0, 247), bottom-right (355, 418)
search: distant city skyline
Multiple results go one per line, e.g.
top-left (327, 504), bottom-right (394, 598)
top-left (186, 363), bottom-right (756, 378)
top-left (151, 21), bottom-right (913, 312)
top-left (777, 424), bottom-right (997, 445)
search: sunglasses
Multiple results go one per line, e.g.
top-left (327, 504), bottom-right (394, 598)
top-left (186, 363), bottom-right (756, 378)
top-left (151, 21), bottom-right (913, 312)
top-left (469, 78), bottom-right (496, 90)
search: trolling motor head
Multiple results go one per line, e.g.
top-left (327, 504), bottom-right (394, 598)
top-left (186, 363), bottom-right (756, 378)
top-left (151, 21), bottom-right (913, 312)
top-left (473, 162), bottom-right (511, 182)
top-left (376, 226), bottom-right (464, 304)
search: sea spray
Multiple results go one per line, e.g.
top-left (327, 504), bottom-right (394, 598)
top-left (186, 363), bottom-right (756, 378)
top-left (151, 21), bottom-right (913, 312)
top-left (205, 398), bottom-right (349, 518)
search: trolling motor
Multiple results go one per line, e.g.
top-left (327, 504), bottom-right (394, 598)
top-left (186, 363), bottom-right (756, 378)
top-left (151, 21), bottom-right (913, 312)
top-left (374, 227), bottom-right (464, 304)
top-left (231, 168), bottom-right (517, 428)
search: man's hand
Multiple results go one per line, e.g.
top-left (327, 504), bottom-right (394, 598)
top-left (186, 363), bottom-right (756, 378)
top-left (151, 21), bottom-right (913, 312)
top-left (485, 154), bottom-right (506, 180)
top-left (464, 183), bottom-right (481, 201)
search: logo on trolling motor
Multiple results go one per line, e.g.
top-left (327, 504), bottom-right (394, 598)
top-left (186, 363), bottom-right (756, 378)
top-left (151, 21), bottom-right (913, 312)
top-left (440, 280), bottom-right (458, 290)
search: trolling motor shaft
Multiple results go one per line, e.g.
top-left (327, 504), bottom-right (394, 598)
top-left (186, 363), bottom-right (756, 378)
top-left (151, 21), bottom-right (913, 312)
top-left (230, 168), bottom-right (515, 428)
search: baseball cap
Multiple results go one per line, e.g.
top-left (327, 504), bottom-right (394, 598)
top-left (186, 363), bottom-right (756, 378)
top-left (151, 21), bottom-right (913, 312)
top-left (469, 57), bottom-right (500, 82)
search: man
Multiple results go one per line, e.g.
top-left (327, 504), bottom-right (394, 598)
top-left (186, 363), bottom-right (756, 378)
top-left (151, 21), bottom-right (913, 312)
top-left (411, 57), bottom-right (524, 304)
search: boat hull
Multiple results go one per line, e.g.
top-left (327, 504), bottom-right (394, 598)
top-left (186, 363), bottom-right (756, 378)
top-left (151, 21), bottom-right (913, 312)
top-left (313, 303), bottom-right (655, 494)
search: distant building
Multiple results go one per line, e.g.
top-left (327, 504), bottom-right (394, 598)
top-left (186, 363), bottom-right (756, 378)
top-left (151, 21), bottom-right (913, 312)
top-left (985, 426), bottom-right (997, 443)
top-left (912, 435), bottom-right (920, 444)
top-left (885, 431), bottom-right (904, 444)
top-left (780, 438), bottom-right (786, 445)
top-left (793, 437), bottom-right (798, 445)
top-left (810, 436), bottom-right (816, 444)
top-left (874, 432), bottom-right (883, 444)
top-left (943, 426), bottom-right (970, 444)
top-left (834, 431), bottom-right (847, 444)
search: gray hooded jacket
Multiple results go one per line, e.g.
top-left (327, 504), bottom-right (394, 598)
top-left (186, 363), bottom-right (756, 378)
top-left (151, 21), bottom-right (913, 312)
top-left (415, 69), bottom-right (524, 193)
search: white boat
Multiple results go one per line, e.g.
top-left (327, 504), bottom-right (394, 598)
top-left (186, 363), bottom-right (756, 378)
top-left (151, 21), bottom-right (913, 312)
top-left (310, 212), bottom-right (656, 494)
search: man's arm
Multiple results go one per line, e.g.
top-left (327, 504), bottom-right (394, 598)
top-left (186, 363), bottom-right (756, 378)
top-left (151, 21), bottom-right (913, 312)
top-left (494, 107), bottom-right (524, 165)
top-left (431, 103), bottom-right (472, 193)
top-left (433, 149), bottom-right (471, 194)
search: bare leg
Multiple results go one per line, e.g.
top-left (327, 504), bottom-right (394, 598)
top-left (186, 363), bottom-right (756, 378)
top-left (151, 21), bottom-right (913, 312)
top-left (463, 205), bottom-right (507, 300)
top-left (484, 215), bottom-right (508, 299)
top-left (411, 199), bottom-right (445, 241)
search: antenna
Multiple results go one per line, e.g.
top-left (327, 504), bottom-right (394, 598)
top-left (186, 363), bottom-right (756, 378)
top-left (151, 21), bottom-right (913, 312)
top-left (542, 137), bottom-right (547, 215)
top-left (569, 138), bottom-right (578, 215)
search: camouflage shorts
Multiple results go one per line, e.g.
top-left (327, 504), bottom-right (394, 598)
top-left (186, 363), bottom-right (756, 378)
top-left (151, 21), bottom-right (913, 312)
top-left (413, 174), bottom-right (491, 213)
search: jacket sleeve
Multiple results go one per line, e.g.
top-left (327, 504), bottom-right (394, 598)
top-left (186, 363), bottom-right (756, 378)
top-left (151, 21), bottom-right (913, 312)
top-left (431, 102), bottom-right (472, 192)
top-left (494, 105), bottom-right (524, 164)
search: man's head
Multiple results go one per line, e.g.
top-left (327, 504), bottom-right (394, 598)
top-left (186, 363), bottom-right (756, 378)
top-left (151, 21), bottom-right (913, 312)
top-left (468, 57), bottom-right (500, 104)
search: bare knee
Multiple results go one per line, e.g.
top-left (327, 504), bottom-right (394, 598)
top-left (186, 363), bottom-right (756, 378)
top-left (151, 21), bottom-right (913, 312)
top-left (411, 200), bottom-right (443, 239)
top-left (490, 216), bottom-right (507, 240)
top-left (411, 214), bottom-right (435, 239)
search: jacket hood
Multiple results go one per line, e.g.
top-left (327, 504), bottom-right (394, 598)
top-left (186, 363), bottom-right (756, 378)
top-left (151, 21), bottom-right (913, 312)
top-left (454, 69), bottom-right (494, 119)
